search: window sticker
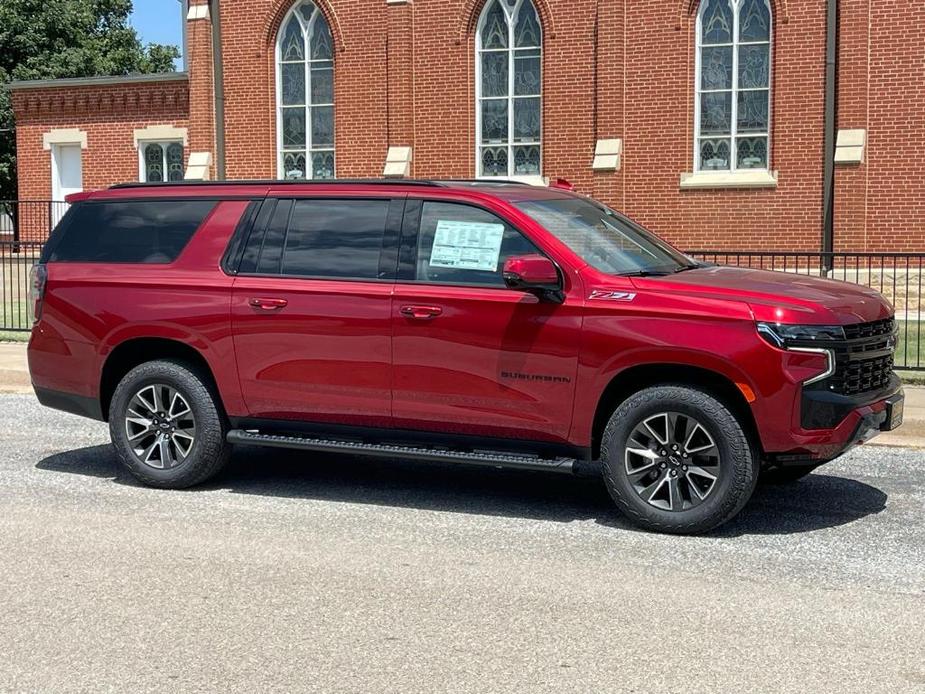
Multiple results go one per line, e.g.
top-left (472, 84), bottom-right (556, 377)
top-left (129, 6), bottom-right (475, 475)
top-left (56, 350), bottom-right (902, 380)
top-left (429, 220), bottom-right (505, 271)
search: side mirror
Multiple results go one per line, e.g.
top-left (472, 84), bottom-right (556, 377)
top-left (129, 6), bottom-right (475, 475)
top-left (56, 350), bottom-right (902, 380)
top-left (502, 254), bottom-right (564, 303)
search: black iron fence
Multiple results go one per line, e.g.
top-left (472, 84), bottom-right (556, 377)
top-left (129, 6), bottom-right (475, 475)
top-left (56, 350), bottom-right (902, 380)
top-left (0, 204), bottom-right (923, 371)
top-left (1, 200), bottom-right (69, 244)
top-left (0, 241), bottom-right (43, 333)
top-left (687, 251), bottom-right (925, 371)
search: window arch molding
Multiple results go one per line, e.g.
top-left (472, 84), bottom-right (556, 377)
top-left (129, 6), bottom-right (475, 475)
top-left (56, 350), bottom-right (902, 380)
top-left (265, 0), bottom-right (344, 51)
top-left (275, 0), bottom-right (336, 180)
top-left (694, 0), bottom-right (773, 173)
top-left (474, 0), bottom-right (544, 180)
top-left (460, 0), bottom-right (554, 44)
top-left (679, 0), bottom-right (787, 28)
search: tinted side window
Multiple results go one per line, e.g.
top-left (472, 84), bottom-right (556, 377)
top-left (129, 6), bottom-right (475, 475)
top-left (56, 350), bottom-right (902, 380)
top-left (414, 201), bottom-right (541, 286)
top-left (281, 199), bottom-right (389, 279)
top-left (49, 200), bottom-right (216, 263)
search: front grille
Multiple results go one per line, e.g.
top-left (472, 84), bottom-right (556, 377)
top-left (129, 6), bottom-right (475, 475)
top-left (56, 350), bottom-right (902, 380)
top-left (828, 318), bottom-right (896, 396)
top-left (843, 317), bottom-right (894, 341)
top-left (828, 353), bottom-right (894, 395)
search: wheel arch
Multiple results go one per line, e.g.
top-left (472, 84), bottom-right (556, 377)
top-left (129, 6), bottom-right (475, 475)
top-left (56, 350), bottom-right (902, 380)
top-left (99, 338), bottom-right (224, 422)
top-left (589, 363), bottom-right (761, 460)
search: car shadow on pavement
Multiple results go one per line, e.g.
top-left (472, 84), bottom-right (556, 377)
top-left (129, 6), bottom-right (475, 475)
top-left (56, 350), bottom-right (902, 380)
top-left (37, 444), bottom-right (887, 536)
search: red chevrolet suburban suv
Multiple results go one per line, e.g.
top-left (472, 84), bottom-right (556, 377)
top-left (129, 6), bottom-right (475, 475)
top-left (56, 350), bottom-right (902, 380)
top-left (27, 179), bottom-right (904, 534)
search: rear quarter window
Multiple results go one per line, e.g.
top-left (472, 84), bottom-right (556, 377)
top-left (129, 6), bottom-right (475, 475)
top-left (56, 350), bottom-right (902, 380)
top-left (48, 200), bottom-right (217, 263)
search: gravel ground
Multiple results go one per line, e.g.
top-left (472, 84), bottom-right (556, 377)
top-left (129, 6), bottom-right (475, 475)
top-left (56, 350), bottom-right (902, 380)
top-left (0, 393), bottom-right (923, 693)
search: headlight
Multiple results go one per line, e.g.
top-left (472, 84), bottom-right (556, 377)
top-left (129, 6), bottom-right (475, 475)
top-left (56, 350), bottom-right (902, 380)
top-left (756, 322), bottom-right (845, 348)
top-left (757, 322), bottom-right (838, 386)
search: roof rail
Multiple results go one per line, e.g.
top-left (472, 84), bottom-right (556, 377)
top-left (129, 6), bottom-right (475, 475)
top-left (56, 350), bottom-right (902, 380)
top-left (108, 178), bottom-right (445, 190)
top-left (108, 178), bottom-right (535, 190)
top-left (432, 179), bottom-right (532, 187)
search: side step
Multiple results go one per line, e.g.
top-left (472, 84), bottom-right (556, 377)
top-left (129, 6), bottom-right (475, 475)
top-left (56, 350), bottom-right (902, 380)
top-left (227, 430), bottom-right (576, 474)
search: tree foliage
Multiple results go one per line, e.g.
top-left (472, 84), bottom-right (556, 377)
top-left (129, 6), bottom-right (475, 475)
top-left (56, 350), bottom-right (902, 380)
top-left (0, 0), bottom-right (180, 199)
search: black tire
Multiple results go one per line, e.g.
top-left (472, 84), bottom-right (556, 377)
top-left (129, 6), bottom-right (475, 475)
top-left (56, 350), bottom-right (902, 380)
top-left (760, 463), bottom-right (820, 484)
top-left (109, 359), bottom-right (230, 488)
top-left (600, 385), bottom-right (759, 535)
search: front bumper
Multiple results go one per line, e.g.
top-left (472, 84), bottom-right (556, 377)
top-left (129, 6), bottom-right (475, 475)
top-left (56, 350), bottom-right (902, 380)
top-left (767, 374), bottom-right (904, 466)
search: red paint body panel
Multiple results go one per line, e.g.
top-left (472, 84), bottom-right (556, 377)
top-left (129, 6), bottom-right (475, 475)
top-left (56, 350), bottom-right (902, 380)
top-left (28, 199), bottom-right (248, 416)
top-left (391, 283), bottom-right (582, 442)
top-left (28, 182), bottom-right (900, 463)
top-left (230, 276), bottom-right (393, 426)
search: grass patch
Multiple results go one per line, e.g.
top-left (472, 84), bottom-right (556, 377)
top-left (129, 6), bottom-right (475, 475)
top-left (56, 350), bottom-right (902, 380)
top-left (896, 320), bottom-right (925, 371)
top-left (0, 300), bottom-right (30, 332)
top-left (0, 330), bottom-right (29, 342)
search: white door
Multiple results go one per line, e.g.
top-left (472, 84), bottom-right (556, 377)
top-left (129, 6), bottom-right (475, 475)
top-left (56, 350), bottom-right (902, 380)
top-left (51, 144), bottom-right (83, 225)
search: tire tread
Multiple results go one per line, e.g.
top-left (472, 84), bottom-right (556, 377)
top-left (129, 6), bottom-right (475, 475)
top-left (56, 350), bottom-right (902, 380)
top-left (109, 358), bottom-right (230, 489)
top-left (600, 384), bottom-right (758, 535)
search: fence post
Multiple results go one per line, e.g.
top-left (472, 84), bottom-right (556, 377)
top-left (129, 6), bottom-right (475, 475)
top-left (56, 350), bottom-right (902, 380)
top-left (11, 201), bottom-right (20, 250)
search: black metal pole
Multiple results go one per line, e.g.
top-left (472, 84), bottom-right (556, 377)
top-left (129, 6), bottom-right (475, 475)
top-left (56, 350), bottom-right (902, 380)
top-left (821, 0), bottom-right (838, 271)
top-left (209, 0), bottom-right (226, 180)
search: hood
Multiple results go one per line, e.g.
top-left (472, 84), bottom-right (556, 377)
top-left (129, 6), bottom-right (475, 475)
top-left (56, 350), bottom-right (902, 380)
top-left (629, 266), bottom-right (893, 325)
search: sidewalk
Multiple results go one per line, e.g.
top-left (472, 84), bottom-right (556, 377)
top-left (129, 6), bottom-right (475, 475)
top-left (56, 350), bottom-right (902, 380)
top-left (1, 341), bottom-right (923, 448)
top-left (0, 342), bottom-right (30, 394)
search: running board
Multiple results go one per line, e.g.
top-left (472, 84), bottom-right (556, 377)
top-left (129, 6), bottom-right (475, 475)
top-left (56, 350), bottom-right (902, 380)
top-left (226, 430), bottom-right (576, 474)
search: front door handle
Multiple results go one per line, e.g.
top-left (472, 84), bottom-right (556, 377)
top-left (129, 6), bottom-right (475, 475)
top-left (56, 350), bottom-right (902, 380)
top-left (249, 297), bottom-right (288, 311)
top-left (400, 305), bottom-right (443, 320)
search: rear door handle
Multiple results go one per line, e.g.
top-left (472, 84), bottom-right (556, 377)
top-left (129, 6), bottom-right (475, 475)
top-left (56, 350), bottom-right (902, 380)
top-left (249, 297), bottom-right (288, 311)
top-left (400, 305), bottom-right (443, 320)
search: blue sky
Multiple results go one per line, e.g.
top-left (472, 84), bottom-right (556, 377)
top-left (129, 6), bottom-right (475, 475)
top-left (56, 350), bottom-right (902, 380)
top-left (129, 0), bottom-right (184, 69)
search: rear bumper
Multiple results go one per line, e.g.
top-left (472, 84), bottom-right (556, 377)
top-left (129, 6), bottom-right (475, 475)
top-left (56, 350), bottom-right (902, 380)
top-left (34, 385), bottom-right (104, 421)
top-left (766, 375), bottom-right (903, 465)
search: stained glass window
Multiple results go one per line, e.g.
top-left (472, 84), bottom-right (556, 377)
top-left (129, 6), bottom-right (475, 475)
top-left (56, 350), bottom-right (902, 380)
top-left (695, 0), bottom-right (771, 171)
top-left (477, 0), bottom-right (542, 178)
top-left (141, 141), bottom-right (185, 182)
top-left (277, 1), bottom-right (335, 180)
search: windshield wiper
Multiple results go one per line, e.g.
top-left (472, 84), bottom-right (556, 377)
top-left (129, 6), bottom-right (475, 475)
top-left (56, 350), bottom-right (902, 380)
top-left (673, 263), bottom-right (702, 273)
top-left (618, 269), bottom-right (672, 277)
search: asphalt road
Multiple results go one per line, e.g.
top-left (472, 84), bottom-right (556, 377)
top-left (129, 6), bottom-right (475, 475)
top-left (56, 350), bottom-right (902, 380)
top-left (1, 393), bottom-right (923, 693)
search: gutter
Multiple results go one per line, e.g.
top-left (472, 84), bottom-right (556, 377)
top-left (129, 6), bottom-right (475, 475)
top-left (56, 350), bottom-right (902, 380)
top-left (821, 0), bottom-right (838, 267)
top-left (209, 0), bottom-right (226, 180)
top-left (6, 73), bottom-right (188, 90)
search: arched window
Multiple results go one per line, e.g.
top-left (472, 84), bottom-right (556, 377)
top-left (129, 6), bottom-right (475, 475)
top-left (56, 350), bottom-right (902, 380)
top-left (276, 0), bottom-right (334, 179)
top-left (476, 0), bottom-right (542, 179)
top-left (695, 0), bottom-right (771, 171)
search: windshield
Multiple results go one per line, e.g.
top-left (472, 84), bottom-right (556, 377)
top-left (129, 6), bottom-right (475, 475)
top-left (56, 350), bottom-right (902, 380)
top-left (513, 196), bottom-right (694, 275)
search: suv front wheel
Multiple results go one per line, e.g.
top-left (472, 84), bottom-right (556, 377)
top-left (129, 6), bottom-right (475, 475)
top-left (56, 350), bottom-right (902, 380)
top-left (600, 385), bottom-right (758, 534)
top-left (109, 359), bottom-right (231, 488)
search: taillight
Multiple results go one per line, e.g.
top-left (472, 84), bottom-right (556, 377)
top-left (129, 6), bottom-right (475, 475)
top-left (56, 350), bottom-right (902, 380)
top-left (29, 263), bottom-right (47, 324)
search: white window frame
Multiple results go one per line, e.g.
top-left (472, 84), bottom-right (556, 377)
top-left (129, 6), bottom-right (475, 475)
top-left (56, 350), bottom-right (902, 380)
top-left (275, 0), bottom-right (335, 180)
top-left (138, 140), bottom-right (185, 183)
top-left (475, 0), bottom-right (543, 182)
top-left (693, 0), bottom-right (773, 173)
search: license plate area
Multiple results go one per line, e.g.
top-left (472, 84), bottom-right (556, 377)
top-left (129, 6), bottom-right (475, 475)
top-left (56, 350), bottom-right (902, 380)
top-left (882, 394), bottom-right (904, 431)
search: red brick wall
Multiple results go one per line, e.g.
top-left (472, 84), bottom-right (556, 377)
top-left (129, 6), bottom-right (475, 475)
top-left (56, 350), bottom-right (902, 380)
top-left (214, 0), bottom-right (831, 251)
top-left (11, 78), bottom-right (189, 209)
top-left (10, 0), bottom-right (925, 252)
top-left (834, 0), bottom-right (925, 253)
top-left (833, 0), bottom-right (869, 253)
top-left (187, 2), bottom-right (216, 169)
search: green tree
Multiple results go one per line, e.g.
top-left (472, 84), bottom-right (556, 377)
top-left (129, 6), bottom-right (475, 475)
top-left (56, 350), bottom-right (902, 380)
top-left (0, 0), bottom-right (180, 199)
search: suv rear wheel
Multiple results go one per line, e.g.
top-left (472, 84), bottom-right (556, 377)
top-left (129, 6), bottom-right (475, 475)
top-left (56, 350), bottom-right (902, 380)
top-left (600, 385), bottom-right (758, 534)
top-left (109, 359), bottom-right (230, 488)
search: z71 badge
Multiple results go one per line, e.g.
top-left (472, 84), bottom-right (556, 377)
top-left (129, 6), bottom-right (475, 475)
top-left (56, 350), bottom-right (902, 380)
top-left (589, 290), bottom-right (637, 301)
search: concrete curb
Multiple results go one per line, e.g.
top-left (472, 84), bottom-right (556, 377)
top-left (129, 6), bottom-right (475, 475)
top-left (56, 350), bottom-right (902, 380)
top-left (2, 341), bottom-right (923, 448)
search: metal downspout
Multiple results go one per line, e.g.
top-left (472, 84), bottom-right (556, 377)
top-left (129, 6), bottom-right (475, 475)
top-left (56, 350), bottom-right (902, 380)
top-left (822, 0), bottom-right (838, 268)
top-left (209, 0), bottom-right (226, 180)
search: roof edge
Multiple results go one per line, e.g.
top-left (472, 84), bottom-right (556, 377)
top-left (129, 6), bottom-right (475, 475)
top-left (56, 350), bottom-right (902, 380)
top-left (6, 72), bottom-right (189, 91)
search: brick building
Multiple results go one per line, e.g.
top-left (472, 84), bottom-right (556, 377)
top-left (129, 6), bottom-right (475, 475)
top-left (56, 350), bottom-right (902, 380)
top-left (8, 0), bottom-right (925, 251)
